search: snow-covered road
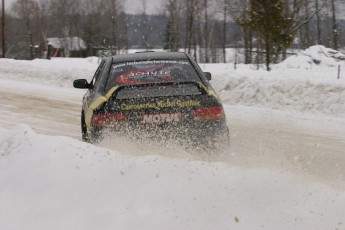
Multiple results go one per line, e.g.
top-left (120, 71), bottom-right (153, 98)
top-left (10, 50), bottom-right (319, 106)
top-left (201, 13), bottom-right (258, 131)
top-left (1, 78), bottom-right (344, 189)
top-left (0, 79), bottom-right (82, 138)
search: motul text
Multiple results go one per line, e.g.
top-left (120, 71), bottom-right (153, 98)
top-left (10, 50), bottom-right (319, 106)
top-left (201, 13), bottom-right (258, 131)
top-left (141, 113), bottom-right (182, 124)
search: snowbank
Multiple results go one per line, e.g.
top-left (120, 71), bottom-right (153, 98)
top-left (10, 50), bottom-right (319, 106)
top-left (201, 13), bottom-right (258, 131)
top-left (0, 57), bottom-right (99, 87)
top-left (202, 63), bottom-right (345, 116)
top-left (1, 47), bottom-right (345, 117)
top-left (275, 45), bottom-right (345, 70)
top-left (1, 125), bottom-right (344, 230)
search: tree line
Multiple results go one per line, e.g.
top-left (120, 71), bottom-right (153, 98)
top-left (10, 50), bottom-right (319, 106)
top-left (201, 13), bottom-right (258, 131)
top-left (1, 0), bottom-right (344, 68)
top-left (163, 0), bottom-right (344, 68)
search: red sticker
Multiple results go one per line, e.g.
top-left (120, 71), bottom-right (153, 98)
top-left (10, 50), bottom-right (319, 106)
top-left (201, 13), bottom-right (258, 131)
top-left (115, 66), bottom-right (172, 84)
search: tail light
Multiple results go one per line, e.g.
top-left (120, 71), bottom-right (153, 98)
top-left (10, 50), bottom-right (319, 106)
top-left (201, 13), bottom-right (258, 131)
top-left (193, 106), bottom-right (225, 121)
top-left (92, 113), bottom-right (128, 126)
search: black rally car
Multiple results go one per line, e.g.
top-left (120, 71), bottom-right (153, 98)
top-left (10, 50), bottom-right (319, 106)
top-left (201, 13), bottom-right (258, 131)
top-left (73, 52), bottom-right (229, 151)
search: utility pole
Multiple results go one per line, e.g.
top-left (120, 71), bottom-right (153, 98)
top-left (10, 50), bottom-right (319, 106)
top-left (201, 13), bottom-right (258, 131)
top-left (204, 0), bottom-right (208, 63)
top-left (1, 0), bottom-right (5, 58)
top-left (28, 31), bottom-right (33, 60)
top-left (112, 15), bottom-right (116, 55)
top-left (223, 0), bottom-right (226, 63)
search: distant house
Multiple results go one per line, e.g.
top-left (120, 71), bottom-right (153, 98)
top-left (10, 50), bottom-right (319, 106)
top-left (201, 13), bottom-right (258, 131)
top-left (43, 37), bottom-right (87, 57)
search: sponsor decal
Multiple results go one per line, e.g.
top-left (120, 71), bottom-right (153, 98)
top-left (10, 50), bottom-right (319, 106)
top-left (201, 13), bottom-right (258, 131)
top-left (120, 100), bottom-right (201, 111)
top-left (141, 113), bottom-right (182, 124)
top-left (113, 60), bottom-right (189, 69)
top-left (113, 60), bottom-right (190, 84)
top-left (116, 66), bottom-right (172, 84)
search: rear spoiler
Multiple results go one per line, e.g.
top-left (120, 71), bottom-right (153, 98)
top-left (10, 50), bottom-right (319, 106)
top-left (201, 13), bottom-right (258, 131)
top-left (109, 81), bottom-right (209, 99)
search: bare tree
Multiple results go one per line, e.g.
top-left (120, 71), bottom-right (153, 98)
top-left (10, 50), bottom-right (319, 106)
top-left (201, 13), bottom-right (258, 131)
top-left (49, 0), bottom-right (80, 36)
top-left (105, 0), bottom-right (126, 53)
top-left (203, 0), bottom-right (209, 62)
top-left (315, 0), bottom-right (321, 43)
top-left (330, 0), bottom-right (337, 49)
top-left (81, 0), bottom-right (126, 55)
top-left (299, 0), bottom-right (312, 48)
top-left (222, 0), bottom-right (227, 63)
top-left (35, 0), bottom-right (50, 51)
top-left (184, 0), bottom-right (199, 55)
top-left (163, 0), bottom-right (182, 51)
top-left (11, 0), bottom-right (42, 58)
top-left (140, 0), bottom-right (150, 50)
top-left (82, 0), bottom-right (104, 55)
top-left (11, 0), bottom-right (41, 31)
top-left (226, 0), bottom-right (253, 64)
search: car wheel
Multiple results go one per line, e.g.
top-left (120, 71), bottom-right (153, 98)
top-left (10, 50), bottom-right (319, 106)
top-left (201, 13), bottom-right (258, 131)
top-left (81, 111), bottom-right (90, 142)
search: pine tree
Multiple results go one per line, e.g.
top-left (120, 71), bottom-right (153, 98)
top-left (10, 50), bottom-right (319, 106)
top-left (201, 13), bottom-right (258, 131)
top-left (163, 19), bottom-right (172, 50)
top-left (245, 0), bottom-right (293, 70)
top-left (163, 18), bottom-right (179, 51)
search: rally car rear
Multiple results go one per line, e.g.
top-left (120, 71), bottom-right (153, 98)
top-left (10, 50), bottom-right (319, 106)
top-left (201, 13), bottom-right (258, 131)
top-left (74, 52), bottom-right (229, 153)
top-left (90, 81), bottom-right (229, 151)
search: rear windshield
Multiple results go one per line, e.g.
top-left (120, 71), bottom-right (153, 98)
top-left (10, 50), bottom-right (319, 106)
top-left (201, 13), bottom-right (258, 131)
top-left (116, 84), bottom-right (202, 99)
top-left (105, 60), bottom-right (201, 92)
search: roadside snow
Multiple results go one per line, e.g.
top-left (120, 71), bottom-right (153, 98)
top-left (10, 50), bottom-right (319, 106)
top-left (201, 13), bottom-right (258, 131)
top-left (1, 47), bottom-right (345, 230)
top-left (275, 45), bottom-right (345, 69)
top-left (1, 125), bottom-right (344, 230)
top-left (200, 46), bottom-right (345, 117)
top-left (0, 57), bottom-right (99, 87)
top-left (203, 64), bottom-right (345, 117)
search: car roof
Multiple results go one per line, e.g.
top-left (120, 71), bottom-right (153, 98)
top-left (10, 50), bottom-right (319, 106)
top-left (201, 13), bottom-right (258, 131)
top-left (111, 51), bottom-right (189, 63)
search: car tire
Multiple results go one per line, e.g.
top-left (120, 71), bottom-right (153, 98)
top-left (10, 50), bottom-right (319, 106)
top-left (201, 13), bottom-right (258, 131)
top-left (81, 111), bottom-right (90, 142)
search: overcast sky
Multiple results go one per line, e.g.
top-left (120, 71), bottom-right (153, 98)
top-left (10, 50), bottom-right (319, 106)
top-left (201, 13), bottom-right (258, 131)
top-left (3, 0), bottom-right (165, 14)
top-left (3, 0), bottom-right (345, 18)
top-left (124, 0), bottom-right (164, 14)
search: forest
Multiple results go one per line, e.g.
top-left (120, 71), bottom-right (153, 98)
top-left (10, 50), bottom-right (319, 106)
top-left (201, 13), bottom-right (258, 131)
top-left (1, 0), bottom-right (345, 68)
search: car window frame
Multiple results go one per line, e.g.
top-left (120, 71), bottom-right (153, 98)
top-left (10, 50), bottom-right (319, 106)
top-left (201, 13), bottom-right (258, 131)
top-left (185, 53), bottom-right (210, 86)
top-left (90, 60), bottom-right (106, 90)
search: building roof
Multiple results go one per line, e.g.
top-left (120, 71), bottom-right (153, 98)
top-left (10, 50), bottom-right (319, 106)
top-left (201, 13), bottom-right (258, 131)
top-left (47, 37), bottom-right (87, 51)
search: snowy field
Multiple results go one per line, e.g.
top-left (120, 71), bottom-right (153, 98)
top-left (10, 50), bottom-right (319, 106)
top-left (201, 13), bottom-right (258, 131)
top-left (1, 46), bottom-right (345, 229)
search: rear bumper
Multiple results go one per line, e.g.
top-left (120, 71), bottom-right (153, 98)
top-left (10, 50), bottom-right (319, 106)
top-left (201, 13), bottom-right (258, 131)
top-left (90, 119), bottom-right (228, 143)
